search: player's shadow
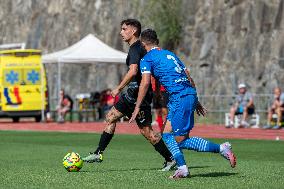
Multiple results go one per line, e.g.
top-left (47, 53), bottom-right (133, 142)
top-left (83, 165), bottom-right (211, 173)
top-left (189, 165), bottom-right (211, 169)
top-left (89, 167), bottom-right (163, 172)
top-left (191, 172), bottom-right (238, 178)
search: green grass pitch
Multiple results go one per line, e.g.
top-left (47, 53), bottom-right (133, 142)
top-left (0, 130), bottom-right (283, 189)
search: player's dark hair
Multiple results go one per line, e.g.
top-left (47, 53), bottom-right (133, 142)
top-left (141, 29), bottom-right (159, 45)
top-left (121, 19), bottom-right (141, 37)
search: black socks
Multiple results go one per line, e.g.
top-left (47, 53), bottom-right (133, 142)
top-left (94, 132), bottom-right (173, 163)
top-left (94, 131), bottom-right (114, 154)
top-left (153, 138), bottom-right (173, 162)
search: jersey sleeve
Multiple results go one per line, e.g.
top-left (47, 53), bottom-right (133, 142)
top-left (128, 47), bottom-right (141, 65)
top-left (140, 57), bottom-right (151, 74)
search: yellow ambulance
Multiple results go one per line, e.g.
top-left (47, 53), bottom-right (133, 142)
top-left (0, 49), bottom-right (49, 122)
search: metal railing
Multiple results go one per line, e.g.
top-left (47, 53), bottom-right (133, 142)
top-left (48, 94), bottom-right (273, 124)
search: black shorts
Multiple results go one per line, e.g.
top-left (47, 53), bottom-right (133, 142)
top-left (153, 91), bottom-right (169, 109)
top-left (114, 94), bottom-right (152, 128)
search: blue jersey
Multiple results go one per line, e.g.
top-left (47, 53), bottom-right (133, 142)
top-left (140, 48), bottom-right (196, 97)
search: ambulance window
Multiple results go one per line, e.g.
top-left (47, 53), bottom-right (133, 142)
top-left (24, 69), bottom-right (41, 85)
top-left (3, 69), bottom-right (21, 86)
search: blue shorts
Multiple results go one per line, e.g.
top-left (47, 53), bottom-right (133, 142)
top-left (167, 94), bottom-right (198, 136)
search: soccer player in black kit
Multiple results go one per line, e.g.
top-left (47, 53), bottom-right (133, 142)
top-left (83, 19), bottom-right (176, 171)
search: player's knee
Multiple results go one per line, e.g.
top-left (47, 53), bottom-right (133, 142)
top-left (105, 107), bottom-right (123, 124)
top-left (143, 131), bottom-right (161, 144)
top-left (105, 111), bottom-right (116, 124)
top-left (104, 123), bottom-right (116, 134)
top-left (152, 132), bottom-right (162, 144)
top-left (147, 135), bottom-right (160, 144)
top-left (105, 115), bottom-right (114, 124)
top-left (175, 135), bottom-right (186, 143)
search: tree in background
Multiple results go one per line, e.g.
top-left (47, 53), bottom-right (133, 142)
top-left (133, 0), bottom-right (183, 51)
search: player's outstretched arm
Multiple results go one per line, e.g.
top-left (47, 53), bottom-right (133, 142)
top-left (129, 73), bottom-right (151, 123)
top-left (185, 69), bottom-right (207, 116)
top-left (196, 101), bottom-right (207, 116)
top-left (185, 68), bottom-right (196, 88)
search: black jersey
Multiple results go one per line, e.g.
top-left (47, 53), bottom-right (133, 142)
top-left (124, 40), bottom-right (152, 105)
top-left (126, 40), bottom-right (147, 84)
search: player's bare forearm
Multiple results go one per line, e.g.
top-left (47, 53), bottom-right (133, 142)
top-left (116, 64), bottom-right (138, 91)
top-left (135, 74), bottom-right (151, 109)
top-left (185, 69), bottom-right (196, 88)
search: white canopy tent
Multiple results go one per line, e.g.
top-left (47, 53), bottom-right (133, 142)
top-left (42, 34), bottom-right (127, 113)
top-left (42, 34), bottom-right (127, 64)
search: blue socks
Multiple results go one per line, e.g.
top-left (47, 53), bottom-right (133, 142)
top-left (162, 134), bottom-right (220, 168)
top-left (162, 133), bottom-right (186, 167)
top-left (179, 137), bottom-right (220, 153)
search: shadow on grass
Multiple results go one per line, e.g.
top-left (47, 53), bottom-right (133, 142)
top-left (189, 166), bottom-right (211, 169)
top-left (80, 165), bottom-right (211, 173)
top-left (191, 172), bottom-right (238, 178)
top-left (81, 168), bottom-right (163, 173)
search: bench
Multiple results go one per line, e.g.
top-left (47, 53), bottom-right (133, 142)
top-left (50, 109), bottom-right (100, 122)
top-left (225, 113), bottom-right (260, 128)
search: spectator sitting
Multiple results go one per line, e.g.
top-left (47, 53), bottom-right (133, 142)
top-left (227, 83), bottom-right (255, 128)
top-left (263, 87), bottom-right (284, 129)
top-left (57, 89), bottom-right (73, 123)
top-left (101, 89), bottom-right (118, 117)
top-left (90, 92), bottom-right (103, 120)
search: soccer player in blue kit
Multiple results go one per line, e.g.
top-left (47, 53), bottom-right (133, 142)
top-left (83, 19), bottom-right (176, 171)
top-left (129, 29), bottom-right (237, 179)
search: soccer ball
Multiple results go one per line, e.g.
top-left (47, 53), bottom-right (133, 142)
top-left (63, 152), bottom-right (83, 172)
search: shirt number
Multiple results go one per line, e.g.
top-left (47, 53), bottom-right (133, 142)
top-left (166, 55), bottom-right (183, 73)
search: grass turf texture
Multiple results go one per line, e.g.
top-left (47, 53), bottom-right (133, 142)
top-left (0, 131), bottom-right (283, 189)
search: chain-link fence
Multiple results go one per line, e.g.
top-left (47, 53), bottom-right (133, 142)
top-left (196, 94), bottom-right (273, 125)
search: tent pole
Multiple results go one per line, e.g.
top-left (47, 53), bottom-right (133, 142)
top-left (58, 59), bottom-right (62, 111)
top-left (41, 61), bottom-right (45, 122)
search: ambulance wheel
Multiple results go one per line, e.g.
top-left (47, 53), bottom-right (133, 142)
top-left (12, 117), bottom-right (20, 123)
top-left (35, 116), bottom-right (41, 122)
